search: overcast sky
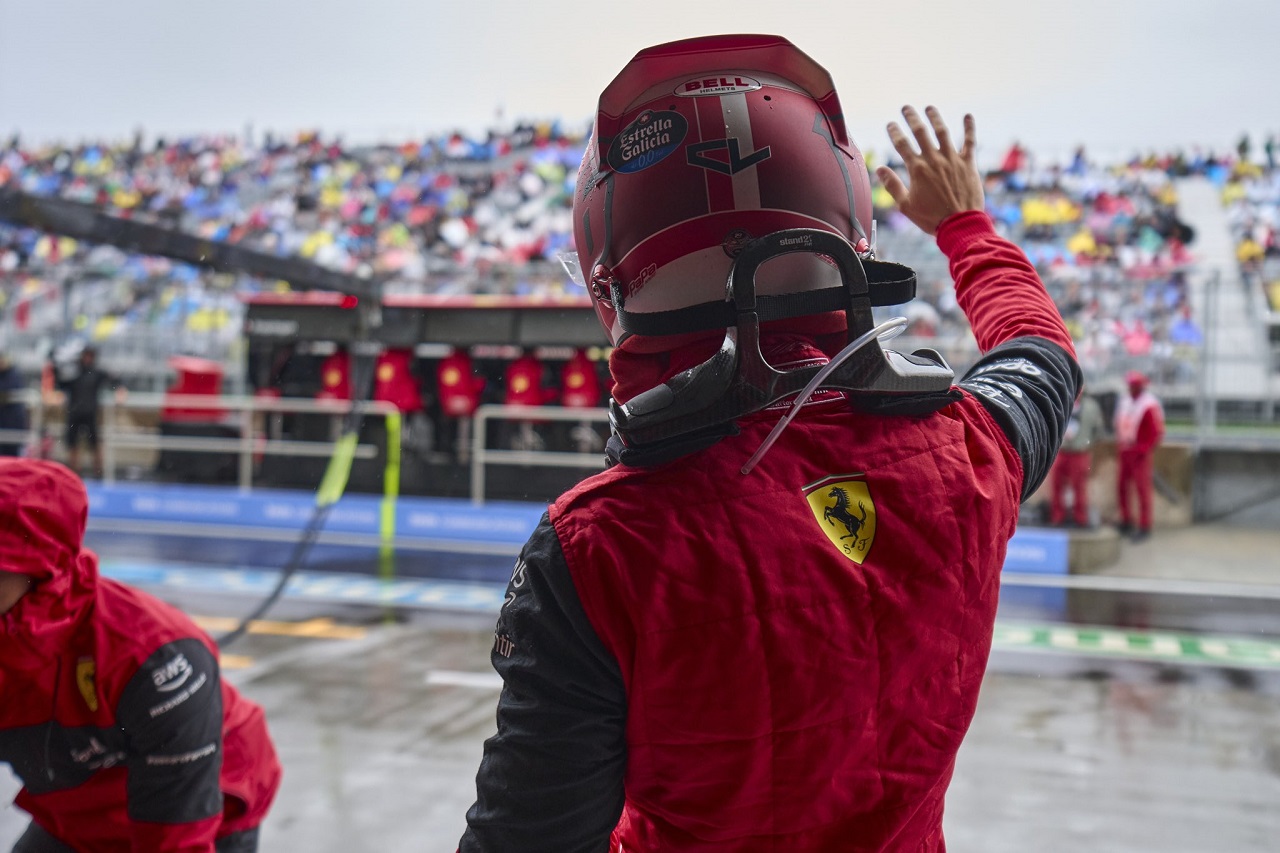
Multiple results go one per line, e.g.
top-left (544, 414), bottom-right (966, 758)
top-left (2, 0), bottom-right (1277, 166)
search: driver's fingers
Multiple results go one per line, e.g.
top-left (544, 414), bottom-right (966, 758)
top-left (886, 121), bottom-right (918, 162)
top-left (875, 165), bottom-right (908, 206)
top-left (902, 106), bottom-right (935, 154)
top-left (925, 106), bottom-right (952, 153)
top-left (960, 113), bottom-right (977, 162)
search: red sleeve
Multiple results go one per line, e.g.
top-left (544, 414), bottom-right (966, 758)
top-left (935, 210), bottom-right (1075, 356)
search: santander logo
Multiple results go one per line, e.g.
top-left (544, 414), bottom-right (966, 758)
top-left (675, 75), bottom-right (762, 97)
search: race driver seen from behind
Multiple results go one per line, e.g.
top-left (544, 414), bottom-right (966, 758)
top-left (460, 34), bottom-right (1080, 852)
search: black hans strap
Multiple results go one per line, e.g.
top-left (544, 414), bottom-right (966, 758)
top-left (610, 259), bottom-right (917, 339)
top-left (608, 229), bottom-right (957, 456)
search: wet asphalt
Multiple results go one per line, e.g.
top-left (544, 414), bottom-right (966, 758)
top-left (3, 527), bottom-right (1280, 851)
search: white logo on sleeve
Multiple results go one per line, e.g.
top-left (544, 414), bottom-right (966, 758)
top-left (70, 737), bottom-right (126, 770)
top-left (502, 557), bottom-right (528, 612)
top-left (972, 357), bottom-right (1043, 378)
top-left (145, 743), bottom-right (217, 766)
top-left (151, 652), bottom-right (193, 693)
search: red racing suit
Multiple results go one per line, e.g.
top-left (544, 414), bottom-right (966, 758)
top-left (0, 459), bottom-right (281, 852)
top-left (460, 211), bottom-right (1080, 851)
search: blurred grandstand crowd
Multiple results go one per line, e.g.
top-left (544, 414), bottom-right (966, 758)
top-left (1223, 136), bottom-right (1280, 320)
top-left (1, 122), bottom-right (1277, 411)
top-left (0, 123), bottom-right (583, 372)
top-left (873, 142), bottom-right (1236, 385)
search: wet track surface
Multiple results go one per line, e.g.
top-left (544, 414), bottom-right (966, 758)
top-left (4, 528), bottom-right (1280, 851)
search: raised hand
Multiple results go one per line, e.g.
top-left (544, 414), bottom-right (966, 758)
top-left (875, 105), bottom-right (984, 235)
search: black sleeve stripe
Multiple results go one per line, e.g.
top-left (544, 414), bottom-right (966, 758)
top-left (117, 638), bottom-right (224, 825)
top-left (958, 336), bottom-right (1082, 502)
top-left (461, 513), bottom-right (626, 853)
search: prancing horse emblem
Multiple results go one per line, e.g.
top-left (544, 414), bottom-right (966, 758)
top-left (824, 487), bottom-right (867, 540)
top-left (804, 475), bottom-right (877, 564)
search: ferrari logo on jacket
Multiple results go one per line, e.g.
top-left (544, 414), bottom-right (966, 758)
top-left (75, 657), bottom-right (99, 713)
top-left (804, 475), bottom-right (876, 564)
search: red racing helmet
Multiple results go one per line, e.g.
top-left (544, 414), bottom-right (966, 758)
top-left (576, 35), bottom-right (955, 454)
top-left (573, 34), bottom-right (874, 350)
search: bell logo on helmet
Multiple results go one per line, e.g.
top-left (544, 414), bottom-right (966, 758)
top-left (607, 110), bottom-right (688, 174)
top-left (675, 75), bottom-right (762, 97)
top-left (804, 475), bottom-right (877, 564)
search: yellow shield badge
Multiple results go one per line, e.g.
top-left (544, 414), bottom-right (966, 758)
top-left (804, 474), bottom-right (877, 564)
top-left (76, 657), bottom-right (99, 712)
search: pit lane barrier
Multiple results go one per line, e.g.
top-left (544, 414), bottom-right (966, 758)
top-left (5, 392), bottom-right (1071, 573)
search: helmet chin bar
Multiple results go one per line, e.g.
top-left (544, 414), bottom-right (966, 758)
top-left (609, 228), bottom-right (957, 449)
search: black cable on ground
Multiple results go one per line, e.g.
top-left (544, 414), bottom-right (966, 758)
top-left (0, 187), bottom-right (390, 649)
top-left (216, 335), bottom-right (382, 646)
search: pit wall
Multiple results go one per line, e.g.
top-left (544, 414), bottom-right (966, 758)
top-left (83, 481), bottom-right (1072, 575)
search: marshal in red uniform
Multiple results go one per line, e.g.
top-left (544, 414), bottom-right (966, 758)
top-left (0, 459), bottom-right (281, 852)
top-left (460, 35), bottom-right (1080, 852)
top-left (1114, 370), bottom-right (1165, 540)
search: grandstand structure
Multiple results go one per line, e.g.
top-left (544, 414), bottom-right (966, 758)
top-left (0, 127), bottom-right (584, 387)
top-left (1222, 158), bottom-right (1280, 377)
top-left (3, 131), bottom-right (1280, 503)
top-left (1175, 177), bottom-right (1272, 416)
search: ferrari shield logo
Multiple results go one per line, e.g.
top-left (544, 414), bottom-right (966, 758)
top-left (76, 657), bottom-right (99, 713)
top-left (804, 475), bottom-right (877, 564)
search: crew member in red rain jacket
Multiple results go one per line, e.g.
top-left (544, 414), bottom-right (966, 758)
top-left (373, 348), bottom-right (424, 414)
top-left (1113, 370), bottom-right (1165, 541)
top-left (0, 459), bottom-right (281, 852)
top-left (503, 352), bottom-right (554, 451)
top-left (436, 348), bottom-right (485, 418)
top-left (559, 349), bottom-right (602, 410)
top-left (315, 348), bottom-right (351, 402)
top-left (460, 35), bottom-right (1079, 853)
top-left (435, 348), bottom-right (486, 460)
top-left (502, 352), bottom-right (553, 409)
top-left (559, 349), bottom-right (604, 452)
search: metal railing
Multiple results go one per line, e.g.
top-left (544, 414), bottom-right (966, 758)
top-left (470, 404), bottom-right (610, 505)
top-left (2, 389), bottom-right (397, 491)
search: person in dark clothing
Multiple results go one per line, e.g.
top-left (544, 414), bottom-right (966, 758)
top-left (459, 35), bottom-right (1080, 852)
top-left (0, 352), bottom-right (27, 456)
top-left (52, 345), bottom-right (124, 478)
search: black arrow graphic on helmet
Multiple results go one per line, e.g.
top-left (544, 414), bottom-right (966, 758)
top-left (686, 139), bottom-right (772, 175)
